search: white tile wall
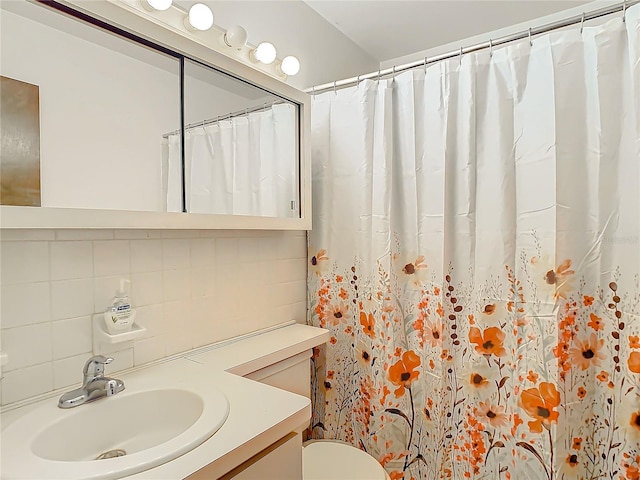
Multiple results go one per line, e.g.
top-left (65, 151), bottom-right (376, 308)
top-left (130, 272), bottom-right (164, 306)
top-left (51, 316), bottom-right (92, 359)
top-left (56, 230), bottom-right (114, 241)
top-left (50, 241), bottom-right (93, 280)
top-left (190, 268), bottom-right (216, 298)
top-left (94, 240), bottom-right (130, 277)
top-left (134, 303), bottom-right (166, 337)
top-left (1, 322), bottom-right (52, 370)
top-left (190, 239), bottom-right (216, 267)
top-left (1, 241), bottom-right (50, 284)
top-left (162, 269), bottom-right (191, 301)
top-left (0, 229), bottom-right (308, 405)
top-left (1, 282), bottom-right (50, 329)
top-left (133, 335), bottom-right (166, 365)
top-left (51, 279), bottom-right (94, 320)
top-left (130, 239), bottom-right (162, 273)
top-left (53, 354), bottom-right (90, 390)
top-left (2, 364), bottom-right (53, 405)
top-left (162, 239), bottom-right (190, 270)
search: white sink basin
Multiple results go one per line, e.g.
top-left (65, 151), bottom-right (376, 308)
top-left (1, 387), bottom-right (229, 479)
top-left (33, 389), bottom-right (205, 461)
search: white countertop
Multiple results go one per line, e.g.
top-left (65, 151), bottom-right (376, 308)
top-left (1, 323), bottom-right (329, 480)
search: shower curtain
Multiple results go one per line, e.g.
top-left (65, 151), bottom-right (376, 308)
top-left (308, 6), bottom-right (640, 480)
top-left (164, 103), bottom-right (297, 217)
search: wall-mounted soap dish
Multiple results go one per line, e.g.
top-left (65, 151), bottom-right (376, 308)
top-left (93, 315), bottom-right (146, 354)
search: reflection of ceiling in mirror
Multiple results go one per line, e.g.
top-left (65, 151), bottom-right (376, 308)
top-left (184, 81), bottom-right (277, 126)
top-left (1, 1), bottom-right (179, 75)
top-left (184, 58), bottom-right (278, 102)
top-left (1, 0), bottom-right (275, 103)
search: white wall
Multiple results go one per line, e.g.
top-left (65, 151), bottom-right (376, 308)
top-left (2, 8), bottom-right (180, 212)
top-left (380, 1), bottom-right (616, 68)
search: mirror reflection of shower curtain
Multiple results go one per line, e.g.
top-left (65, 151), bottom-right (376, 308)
top-left (163, 133), bottom-right (182, 212)
top-left (164, 103), bottom-right (297, 217)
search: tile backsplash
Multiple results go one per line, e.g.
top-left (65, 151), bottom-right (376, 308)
top-left (0, 229), bottom-right (307, 406)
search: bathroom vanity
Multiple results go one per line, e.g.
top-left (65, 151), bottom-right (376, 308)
top-left (0, 323), bottom-right (329, 479)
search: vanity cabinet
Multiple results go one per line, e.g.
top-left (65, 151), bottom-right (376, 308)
top-left (244, 350), bottom-right (312, 400)
top-left (187, 351), bottom-right (313, 479)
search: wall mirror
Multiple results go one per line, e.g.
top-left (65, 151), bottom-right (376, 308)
top-left (0, 0), bottom-right (309, 229)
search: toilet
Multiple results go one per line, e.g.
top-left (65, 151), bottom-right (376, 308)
top-left (303, 440), bottom-right (391, 480)
top-left (245, 351), bottom-right (391, 480)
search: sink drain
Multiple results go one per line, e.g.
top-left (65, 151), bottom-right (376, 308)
top-left (95, 449), bottom-right (127, 460)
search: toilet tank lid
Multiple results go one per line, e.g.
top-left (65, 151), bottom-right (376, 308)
top-left (303, 441), bottom-right (388, 480)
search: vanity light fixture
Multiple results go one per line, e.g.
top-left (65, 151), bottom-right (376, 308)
top-left (223, 25), bottom-right (248, 49)
top-left (129, 1), bottom-right (300, 81)
top-left (185, 3), bottom-right (214, 31)
top-left (279, 55), bottom-right (300, 76)
top-left (142, 0), bottom-right (172, 11)
top-left (251, 42), bottom-right (277, 64)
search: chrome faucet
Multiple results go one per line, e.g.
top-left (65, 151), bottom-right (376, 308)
top-left (58, 355), bottom-right (125, 409)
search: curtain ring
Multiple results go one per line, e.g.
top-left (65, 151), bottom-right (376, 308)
top-left (424, 56), bottom-right (428, 73)
top-left (489, 38), bottom-right (493, 58)
top-left (356, 74), bottom-right (360, 86)
top-left (311, 85), bottom-right (315, 97)
top-left (623, 0), bottom-right (627, 22)
top-left (378, 68), bottom-right (381, 81)
top-left (529, 27), bottom-right (533, 47)
top-left (580, 12), bottom-right (585, 34)
top-left (392, 65), bottom-right (396, 81)
top-left (459, 46), bottom-right (463, 66)
top-left (333, 80), bottom-right (337, 95)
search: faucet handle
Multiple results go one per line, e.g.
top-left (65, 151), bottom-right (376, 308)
top-left (83, 355), bottom-right (113, 378)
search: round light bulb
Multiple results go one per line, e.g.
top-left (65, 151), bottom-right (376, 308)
top-left (280, 56), bottom-right (300, 76)
top-left (144, 0), bottom-right (172, 11)
top-left (224, 25), bottom-right (248, 48)
top-left (187, 3), bottom-right (214, 31)
top-left (254, 42), bottom-right (277, 64)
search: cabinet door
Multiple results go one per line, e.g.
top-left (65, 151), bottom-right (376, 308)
top-left (244, 351), bottom-right (311, 398)
top-left (188, 432), bottom-right (302, 480)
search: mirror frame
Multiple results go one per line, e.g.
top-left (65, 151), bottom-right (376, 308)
top-left (0, 0), bottom-right (311, 230)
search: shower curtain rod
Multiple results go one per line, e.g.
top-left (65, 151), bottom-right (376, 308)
top-left (162, 100), bottom-right (285, 139)
top-left (305, 0), bottom-right (638, 95)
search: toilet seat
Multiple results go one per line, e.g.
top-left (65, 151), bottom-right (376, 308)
top-left (303, 441), bottom-right (389, 480)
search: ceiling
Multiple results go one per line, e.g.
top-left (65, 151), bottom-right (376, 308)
top-left (303, 1), bottom-right (593, 62)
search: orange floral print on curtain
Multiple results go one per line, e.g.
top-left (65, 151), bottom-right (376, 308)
top-left (468, 327), bottom-right (507, 357)
top-left (520, 382), bottom-right (560, 433)
top-left (309, 244), bottom-right (640, 480)
top-left (388, 350), bottom-right (420, 397)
